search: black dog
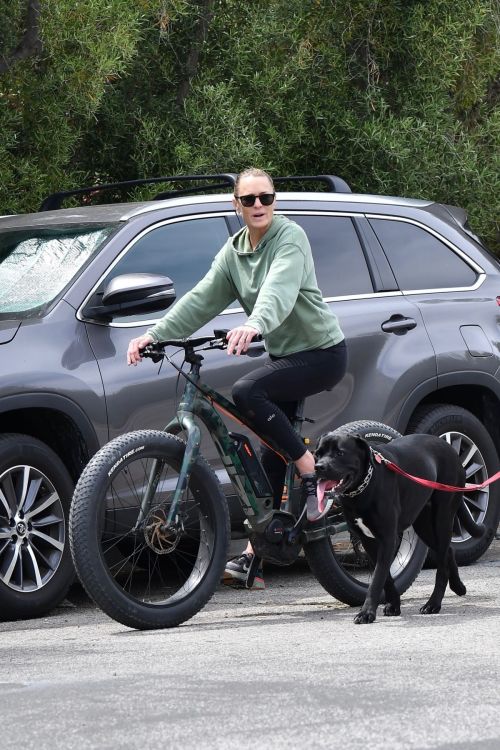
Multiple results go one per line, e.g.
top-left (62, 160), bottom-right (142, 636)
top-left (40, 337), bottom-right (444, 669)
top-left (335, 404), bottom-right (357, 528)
top-left (314, 431), bottom-right (485, 624)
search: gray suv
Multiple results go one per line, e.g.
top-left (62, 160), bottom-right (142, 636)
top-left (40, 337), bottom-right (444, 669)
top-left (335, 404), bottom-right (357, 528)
top-left (1, 174), bottom-right (499, 621)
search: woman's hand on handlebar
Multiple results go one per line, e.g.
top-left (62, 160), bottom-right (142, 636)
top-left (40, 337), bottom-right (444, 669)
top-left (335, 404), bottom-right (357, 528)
top-left (127, 333), bottom-right (154, 366)
top-left (226, 325), bottom-right (260, 356)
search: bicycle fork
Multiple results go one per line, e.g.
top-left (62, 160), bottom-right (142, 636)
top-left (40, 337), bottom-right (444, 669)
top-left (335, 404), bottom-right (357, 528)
top-left (166, 412), bottom-right (201, 524)
top-left (134, 411), bottom-right (202, 529)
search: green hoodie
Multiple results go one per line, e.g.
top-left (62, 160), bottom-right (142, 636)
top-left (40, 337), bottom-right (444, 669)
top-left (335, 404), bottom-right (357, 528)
top-left (147, 214), bottom-right (344, 357)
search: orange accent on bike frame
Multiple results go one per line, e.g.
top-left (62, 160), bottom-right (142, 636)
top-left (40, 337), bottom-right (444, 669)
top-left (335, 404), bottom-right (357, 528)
top-left (208, 396), bottom-right (288, 465)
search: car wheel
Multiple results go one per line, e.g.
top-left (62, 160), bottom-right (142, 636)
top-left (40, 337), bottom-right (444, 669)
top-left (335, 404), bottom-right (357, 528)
top-left (0, 434), bottom-right (75, 620)
top-left (407, 404), bottom-right (500, 565)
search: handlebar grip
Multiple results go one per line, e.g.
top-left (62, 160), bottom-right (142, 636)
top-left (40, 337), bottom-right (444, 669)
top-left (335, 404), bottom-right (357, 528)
top-left (245, 344), bottom-right (266, 357)
top-left (213, 328), bottom-right (263, 343)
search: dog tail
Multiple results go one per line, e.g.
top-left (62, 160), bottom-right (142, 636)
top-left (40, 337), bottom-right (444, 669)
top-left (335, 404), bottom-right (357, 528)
top-left (457, 498), bottom-right (485, 538)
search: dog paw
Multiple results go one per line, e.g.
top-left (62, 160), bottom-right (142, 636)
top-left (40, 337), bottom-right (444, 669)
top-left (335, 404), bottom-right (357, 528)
top-left (383, 602), bottom-right (401, 617)
top-left (354, 610), bottom-right (376, 624)
top-left (419, 602), bottom-right (442, 615)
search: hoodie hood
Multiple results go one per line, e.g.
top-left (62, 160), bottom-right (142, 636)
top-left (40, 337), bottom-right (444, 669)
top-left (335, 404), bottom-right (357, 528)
top-left (231, 214), bottom-right (289, 255)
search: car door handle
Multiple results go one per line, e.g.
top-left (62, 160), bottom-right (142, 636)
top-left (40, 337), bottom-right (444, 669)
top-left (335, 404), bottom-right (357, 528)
top-left (381, 315), bottom-right (417, 334)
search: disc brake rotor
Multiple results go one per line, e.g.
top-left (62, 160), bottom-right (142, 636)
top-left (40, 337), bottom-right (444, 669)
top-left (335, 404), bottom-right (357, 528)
top-left (143, 506), bottom-right (182, 555)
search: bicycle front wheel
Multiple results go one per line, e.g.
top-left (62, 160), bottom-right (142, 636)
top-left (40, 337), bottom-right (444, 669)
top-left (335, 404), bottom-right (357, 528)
top-left (303, 421), bottom-right (428, 606)
top-left (70, 430), bottom-right (230, 630)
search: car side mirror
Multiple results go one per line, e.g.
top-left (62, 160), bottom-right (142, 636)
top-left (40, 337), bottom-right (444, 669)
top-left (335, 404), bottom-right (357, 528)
top-left (83, 273), bottom-right (176, 322)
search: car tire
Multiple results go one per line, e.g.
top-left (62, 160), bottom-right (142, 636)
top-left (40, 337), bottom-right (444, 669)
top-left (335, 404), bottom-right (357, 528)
top-left (0, 434), bottom-right (75, 621)
top-left (407, 404), bottom-right (500, 565)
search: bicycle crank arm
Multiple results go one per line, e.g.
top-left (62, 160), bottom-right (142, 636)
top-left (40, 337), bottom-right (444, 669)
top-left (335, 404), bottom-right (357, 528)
top-left (247, 511), bottom-right (302, 566)
top-left (301, 520), bottom-right (348, 543)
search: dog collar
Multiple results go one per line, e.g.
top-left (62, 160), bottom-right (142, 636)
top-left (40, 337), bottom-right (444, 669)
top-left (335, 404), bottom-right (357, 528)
top-left (338, 462), bottom-right (374, 498)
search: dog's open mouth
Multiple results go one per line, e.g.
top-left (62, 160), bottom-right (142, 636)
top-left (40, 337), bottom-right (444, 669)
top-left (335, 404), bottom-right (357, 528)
top-left (317, 479), bottom-right (343, 508)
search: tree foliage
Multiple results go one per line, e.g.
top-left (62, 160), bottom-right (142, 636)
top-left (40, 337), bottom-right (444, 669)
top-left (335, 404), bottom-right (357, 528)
top-left (1, 0), bottom-right (499, 252)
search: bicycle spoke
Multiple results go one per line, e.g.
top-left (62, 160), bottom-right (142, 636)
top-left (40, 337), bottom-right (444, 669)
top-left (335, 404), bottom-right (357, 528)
top-left (93, 451), bottom-right (216, 606)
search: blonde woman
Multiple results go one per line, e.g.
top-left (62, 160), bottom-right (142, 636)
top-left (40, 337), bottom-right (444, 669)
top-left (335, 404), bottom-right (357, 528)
top-left (128, 168), bottom-right (347, 589)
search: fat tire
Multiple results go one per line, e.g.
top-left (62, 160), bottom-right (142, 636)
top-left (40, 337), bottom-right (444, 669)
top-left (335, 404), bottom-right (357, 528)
top-left (303, 420), bottom-right (428, 607)
top-left (407, 404), bottom-right (500, 565)
top-left (0, 434), bottom-right (75, 622)
top-left (70, 430), bottom-right (230, 629)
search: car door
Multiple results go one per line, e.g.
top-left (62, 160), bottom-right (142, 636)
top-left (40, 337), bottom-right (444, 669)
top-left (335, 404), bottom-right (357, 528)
top-left (367, 215), bottom-right (499, 378)
top-left (283, 211), bottom-right (438, 441)
top-left (83, 212), bottom-right (252, 468)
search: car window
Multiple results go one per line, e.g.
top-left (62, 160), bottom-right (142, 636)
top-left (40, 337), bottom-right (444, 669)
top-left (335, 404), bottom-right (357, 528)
top-left (0, 223), bottom-right (116, 318)
top-left (289, 214), bottom-right (373, 297)
top-left (369, 218), bottom-right (478, 290)
top-left (105, 216), bottom-right (231, 323)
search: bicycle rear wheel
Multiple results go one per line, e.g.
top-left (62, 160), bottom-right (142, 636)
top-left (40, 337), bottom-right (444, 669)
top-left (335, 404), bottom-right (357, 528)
top-left (70, 430), bottom-right (230, 629)
top-left (303, 421), bottom-right (428, 606)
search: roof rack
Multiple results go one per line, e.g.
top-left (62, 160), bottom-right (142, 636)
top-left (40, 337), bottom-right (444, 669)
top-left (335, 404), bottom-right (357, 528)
top-left (39, 173), bottom-right (351, 211)
top-left (38, 174), bottom-right (238, 212)
top-left (273, 175), bottom-right (351, 193)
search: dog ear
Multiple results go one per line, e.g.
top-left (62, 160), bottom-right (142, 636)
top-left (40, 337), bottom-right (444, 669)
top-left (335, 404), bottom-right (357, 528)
top-left (353, 434), bottom-right (373, 466)
top-left (314, 431), bottom-right (333, 456)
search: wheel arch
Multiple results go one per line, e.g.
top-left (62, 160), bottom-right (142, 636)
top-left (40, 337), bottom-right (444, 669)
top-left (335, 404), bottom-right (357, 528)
top-left (0, 394), bottom-right (100, 483)
top-left (397, 375), bottom-right (500, 454)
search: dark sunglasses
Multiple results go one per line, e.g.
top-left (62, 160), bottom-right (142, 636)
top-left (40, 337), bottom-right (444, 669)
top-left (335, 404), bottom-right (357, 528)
top-left (236, 192), bottom-right (276, 208)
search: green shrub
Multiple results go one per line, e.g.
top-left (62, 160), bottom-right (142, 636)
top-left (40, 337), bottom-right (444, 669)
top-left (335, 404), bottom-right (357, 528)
top-left (1, 0), bottom-right (498, 252)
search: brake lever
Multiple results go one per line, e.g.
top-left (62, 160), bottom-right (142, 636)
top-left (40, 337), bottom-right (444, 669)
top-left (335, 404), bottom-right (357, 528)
top-left (141, 344), bottom-right (165, 364)
top-left (213, 329), bottom-right (229, 340)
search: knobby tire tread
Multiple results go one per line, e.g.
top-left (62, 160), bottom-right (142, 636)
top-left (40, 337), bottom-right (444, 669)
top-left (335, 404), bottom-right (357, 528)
top-left (70, 430), bottom-right (230, 629)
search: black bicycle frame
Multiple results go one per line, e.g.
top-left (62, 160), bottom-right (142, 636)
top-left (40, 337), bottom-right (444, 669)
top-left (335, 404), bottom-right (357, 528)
top-left (161, 352), bottom-right (290, 532)
top-left (137, 345), bottom-right (338, 543)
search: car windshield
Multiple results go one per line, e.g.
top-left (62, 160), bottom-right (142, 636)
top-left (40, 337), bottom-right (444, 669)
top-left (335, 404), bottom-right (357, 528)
top-left (0, 223), bottom-right (117, 318)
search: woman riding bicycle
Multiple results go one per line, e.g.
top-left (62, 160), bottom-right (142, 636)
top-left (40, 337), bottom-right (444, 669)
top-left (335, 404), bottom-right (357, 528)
top-left (127, 167), bottom-right (347, 589)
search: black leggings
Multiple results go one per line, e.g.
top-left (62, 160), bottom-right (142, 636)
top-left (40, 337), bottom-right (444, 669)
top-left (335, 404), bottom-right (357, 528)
top-left (232, 340), bottom-right (347, 506)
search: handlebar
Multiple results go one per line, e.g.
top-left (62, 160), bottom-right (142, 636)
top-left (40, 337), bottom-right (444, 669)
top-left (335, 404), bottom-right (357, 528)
top-left (140, 330), bottom-right (265, 362)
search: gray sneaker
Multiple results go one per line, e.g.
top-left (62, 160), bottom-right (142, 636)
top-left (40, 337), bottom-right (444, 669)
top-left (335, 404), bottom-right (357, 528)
top-left (222, 553), bottom-right (265, 589)
top-left (302, 473), bottom-right (335, 523)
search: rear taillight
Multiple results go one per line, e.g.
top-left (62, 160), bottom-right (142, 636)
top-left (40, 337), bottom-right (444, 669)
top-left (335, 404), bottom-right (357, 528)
top-left (497, 297), bottom-right (500, 306)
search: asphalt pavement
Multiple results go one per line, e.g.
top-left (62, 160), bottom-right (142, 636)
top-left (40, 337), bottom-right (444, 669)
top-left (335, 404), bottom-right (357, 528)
top-left (1, 537), bottom-right (499, 750)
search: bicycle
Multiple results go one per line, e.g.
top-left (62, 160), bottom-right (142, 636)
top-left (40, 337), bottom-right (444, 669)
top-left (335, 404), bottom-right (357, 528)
top-left (69, 331), bottom-right (427, 629)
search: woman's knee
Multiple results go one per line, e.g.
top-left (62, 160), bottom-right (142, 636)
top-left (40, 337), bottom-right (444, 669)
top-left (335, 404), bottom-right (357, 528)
top-left (232, 377), bottom-right (261, 413)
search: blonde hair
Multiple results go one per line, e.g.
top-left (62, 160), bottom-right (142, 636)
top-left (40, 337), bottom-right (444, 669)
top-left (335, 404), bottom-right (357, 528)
top-left (234, 168), bottom-right (274, 195)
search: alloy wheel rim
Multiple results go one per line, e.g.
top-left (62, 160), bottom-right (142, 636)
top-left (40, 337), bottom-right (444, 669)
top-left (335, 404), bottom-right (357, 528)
top-left (0, 465), bottom-right (65, 592)
top-left (440, 430), bottom-right (489, 542)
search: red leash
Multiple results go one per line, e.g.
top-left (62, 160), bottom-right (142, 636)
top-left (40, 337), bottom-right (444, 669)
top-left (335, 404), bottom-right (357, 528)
top-left (372, 450), bottom-right (500, 493)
